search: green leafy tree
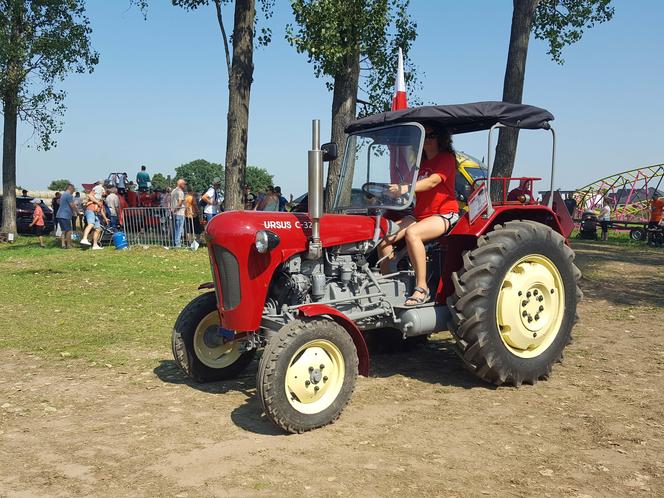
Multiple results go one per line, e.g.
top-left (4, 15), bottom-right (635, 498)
top-left (287, 0), bottom-right (418, 210)
top-left (150, 173), bottom-right (170, 190)
top-left (48, 179), bottom-right (71, 191)
top-left (163, 0), bottom-right (274, 210)
top-left (493, 0), bottom-right (614, 181)
top-left (244, 165), bottom-right (273, 193)
top-left (175, 159), bottom-right (224, 193)
top-left (0, 1), bottom-right (98, 233)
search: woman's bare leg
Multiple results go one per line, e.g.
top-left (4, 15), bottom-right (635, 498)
top-left (404, 216), bottom-right (449, 304)
top-left (376, 216), bottom-right (415, 274)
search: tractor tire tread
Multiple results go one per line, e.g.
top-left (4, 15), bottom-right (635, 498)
top-left (447, 220), bottom-right (582, 387)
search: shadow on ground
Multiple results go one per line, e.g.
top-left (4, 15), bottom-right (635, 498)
top-left (573, 241), bottom-right (664, 308)
top-left (154, 333), bottom-right (491, 435)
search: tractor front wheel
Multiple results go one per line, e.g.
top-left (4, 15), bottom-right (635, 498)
top-left (257, 318), bottom-right (358, 433)
top-left (448, 220), bottom-right (582, 386)
top-left (172, 292), bottom-right (256, 382)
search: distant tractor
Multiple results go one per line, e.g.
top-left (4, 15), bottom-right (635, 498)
top-left (172, 101), bottom-right (582, 433)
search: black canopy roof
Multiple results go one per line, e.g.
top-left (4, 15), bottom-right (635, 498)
top-left (346, 101), bottom-right (554, 135)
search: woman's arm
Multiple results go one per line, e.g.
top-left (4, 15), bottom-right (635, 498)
top-left (413, 174), bottom-right (442, 193)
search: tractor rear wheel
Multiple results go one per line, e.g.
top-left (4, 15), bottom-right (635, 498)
top-left (257, 318), bottom-right (358, 433)
top-left (172, 292), bottom-right (256, 382)
top-left (448, 220), bottom-right (582, 386)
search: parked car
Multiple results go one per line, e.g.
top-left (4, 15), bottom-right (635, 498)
top-left (0, 196), bottom-right (54, 235)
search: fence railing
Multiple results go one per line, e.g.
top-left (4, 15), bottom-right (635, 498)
top-left (122, 207), bottom-right (200, 248)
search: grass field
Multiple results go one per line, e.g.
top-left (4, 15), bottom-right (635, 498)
top-left (0, 236), bottom-right (211, 368)
top-left (2, 231), bottom-right (660, 367)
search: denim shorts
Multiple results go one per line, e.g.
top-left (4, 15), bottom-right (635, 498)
top-left (85, 210), bottom-right (100, 229)
top-left (57, 218), bottom-right (72, 232)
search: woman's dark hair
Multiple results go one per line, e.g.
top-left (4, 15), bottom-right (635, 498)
top-left (424, 123), bottom-right (454, 156)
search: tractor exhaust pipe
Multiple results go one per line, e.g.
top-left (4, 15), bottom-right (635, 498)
top-left (307, 119), bottom-right (324, 259)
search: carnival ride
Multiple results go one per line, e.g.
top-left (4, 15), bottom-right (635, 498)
top-left (573, 163), bottom-right (664, 241)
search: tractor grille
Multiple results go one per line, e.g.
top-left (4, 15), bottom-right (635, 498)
top-left (212, 245), bottom-right (241, 310)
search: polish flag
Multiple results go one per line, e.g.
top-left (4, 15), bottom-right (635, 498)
top-left (391, 47), bottom-right (408, 111)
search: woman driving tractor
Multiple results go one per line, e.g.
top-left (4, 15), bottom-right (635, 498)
top-left (377, 124), bottom-right (459, 306)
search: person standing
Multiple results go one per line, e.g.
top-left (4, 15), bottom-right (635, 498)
top-left (274, 186), bottom-right (288, 212)
top-left (599, 202), bottom-right (611, 241)
top-left (184, 186), bottom-right (199, 244)
top-left (52, 192), bottom-right (61, 234)
top-left (201, 177), bottom-right (222, 223)
top-left (29, 199), bottom-right (46, 247)
top-left (649, 196), bottom-right (664, 229)
top-left (242, 184), bottom-right (256, 210)
top-left (55, 184), bottom-right (79, 249)
top-left (81, 181), bottom-right (107, 249)
top-left (136, 165), bottom-right (150, 192)
top-left (256, 186), bottom-right (279, 211)
top-left (171, 179), bottom-right (186, 247)
top-left (73, 192), bottom-right (84, 230)
top-left (106, 187), bottom-right (121, 229)
top-left (117, 172), bottom-right (128, 194)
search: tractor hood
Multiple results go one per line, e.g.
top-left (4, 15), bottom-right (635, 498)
top-left (205, 211), bottom-right (390, 331)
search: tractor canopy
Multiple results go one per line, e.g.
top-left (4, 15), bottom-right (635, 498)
top-left (346, 101), bottom-right (554, 135)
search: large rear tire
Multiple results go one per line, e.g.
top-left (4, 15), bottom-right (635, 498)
top-left (172, 292), bottom-right (256, 382)
top-left (257, 318), bottom-right (358, 433)
top-left (448, 220), bottom-right (582, 386)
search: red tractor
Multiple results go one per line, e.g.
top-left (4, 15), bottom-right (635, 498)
top-left (172, 102), bottom-right (581, 433)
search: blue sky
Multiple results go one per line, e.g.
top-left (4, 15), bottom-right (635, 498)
top-left (10, 0), bottom-right (664, 197)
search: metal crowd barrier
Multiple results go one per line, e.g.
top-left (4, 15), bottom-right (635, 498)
top-left (121, 207), bottom-right (199, 248)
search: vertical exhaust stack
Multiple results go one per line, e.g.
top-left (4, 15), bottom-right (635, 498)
top-left (307, 119), bottom-right (324, 259)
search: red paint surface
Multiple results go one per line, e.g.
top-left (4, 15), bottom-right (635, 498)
top-left (207, 211), bottom-right (387, 332)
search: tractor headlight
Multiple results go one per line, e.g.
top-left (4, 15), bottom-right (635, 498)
top-left (255, 230), bottom-right (279, 253)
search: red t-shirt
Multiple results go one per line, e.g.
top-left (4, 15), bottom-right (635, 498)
top-left (413, 151), bottom-right (458, 221)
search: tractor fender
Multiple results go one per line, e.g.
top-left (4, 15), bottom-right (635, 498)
top-left (198, 282), bottom-right (215, 290)
top-left (297, 304), bottom-right (370, 377)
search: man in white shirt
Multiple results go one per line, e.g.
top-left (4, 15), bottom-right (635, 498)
top-left (171, 179), bottom-right (187, 247)
top-left (202, 177), bottom-right (222, 223)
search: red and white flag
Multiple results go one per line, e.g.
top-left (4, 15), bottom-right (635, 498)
top-left (391, 47), bottom-right (408, 111)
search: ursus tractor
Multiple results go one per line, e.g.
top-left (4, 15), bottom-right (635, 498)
top-left (172, 102), bottom-right (581, 433)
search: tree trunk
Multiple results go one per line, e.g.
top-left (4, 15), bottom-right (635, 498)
top-left (493, 0), bottom-right (540, 184)
top-left (223, 0), bottom-right (255, 211)
top-left (325, 50), bottom-right (360, 212)
top-left (1, 93), bottom-right (18, 234)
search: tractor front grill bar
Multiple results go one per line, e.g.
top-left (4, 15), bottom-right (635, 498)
top-left (212, 245), bottom-right (242, 310)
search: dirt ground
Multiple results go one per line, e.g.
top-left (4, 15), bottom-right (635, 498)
top-left (1, 241), bottom-right (663, 497)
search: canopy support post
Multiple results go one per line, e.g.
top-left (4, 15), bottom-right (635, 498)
top-left (548, 126), bottom-right (556, 208)
top-left (485, 123), bottom-right (504, 217)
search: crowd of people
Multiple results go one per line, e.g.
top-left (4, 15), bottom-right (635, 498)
top-left (38, 165), bottom-right (295, 249)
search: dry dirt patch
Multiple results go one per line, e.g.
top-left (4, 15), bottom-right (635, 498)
top-left (1, 241), bottom-right (663, 497)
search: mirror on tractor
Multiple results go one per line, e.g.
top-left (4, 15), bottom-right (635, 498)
top-left (322, 142), bottom-right (338, 162)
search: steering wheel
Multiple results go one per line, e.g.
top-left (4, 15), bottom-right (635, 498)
top-left (361, 182), bottom-right (410, 206)
top-left (362, 182), bottom-right (393, 198)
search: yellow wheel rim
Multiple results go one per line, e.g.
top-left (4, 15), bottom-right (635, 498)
top-left (284, 339), bottom-right (345, 415)
top-left (193, 311), bottom-right (242, 369)
top-left (496, 254), bottom-right (565, 358)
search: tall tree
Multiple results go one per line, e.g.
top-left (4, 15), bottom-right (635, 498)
top-left (169, 0), bottom-right (273, 210)
top-left (175, 159), bottom-right (224, 192)
top-left (493, 0), bottom-right (614, 180)
top-left (244, 165), bottom-right (273, 193)
top-left (0, 0), bottom-right (98, 234)
top-left (287, 0), bottom-right (418, 211)
top-left (48, 179), bottom-right (72, 191)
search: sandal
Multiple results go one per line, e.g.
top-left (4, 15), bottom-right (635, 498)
top-left (405, 286), bottom-right (429, 306)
